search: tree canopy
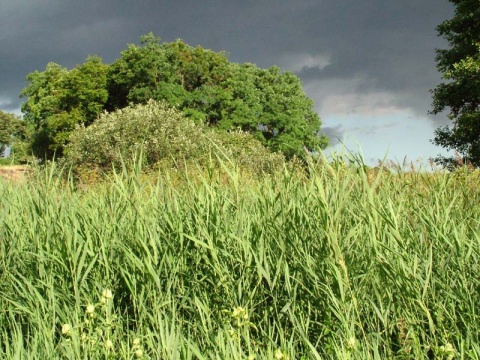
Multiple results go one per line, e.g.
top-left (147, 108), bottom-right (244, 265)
top-left (0, 110), bottom-right (28, 158)
top-left (20, 33), bottom-right (328, 161)
top-left (21, 56), bottom-right (109, 158)
top-left (431, 0), bottom-right (480, 167)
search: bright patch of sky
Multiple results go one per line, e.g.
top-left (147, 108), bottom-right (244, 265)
top-left (323, 113), bottom-right (454, 167)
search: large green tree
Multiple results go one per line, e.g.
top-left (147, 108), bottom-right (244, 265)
top-left (431, 0), bottom-right (480, 167)
top-left (0, 110), bottom-right (19, 154)
top-left (106, 34), bottom-right (328, 158)
top-left (21, 33), bottom-right (328, 160)
top-left (21, 56), bottom-right (108, 158)
top-left (0, 110), bottom-right (30, 161)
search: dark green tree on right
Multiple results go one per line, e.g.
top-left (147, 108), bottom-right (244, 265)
top-left (431, 0), bottom-right (480, 167)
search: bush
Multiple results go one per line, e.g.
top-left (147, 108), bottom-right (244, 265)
top-left (64, 100), bottom-right (287, 177)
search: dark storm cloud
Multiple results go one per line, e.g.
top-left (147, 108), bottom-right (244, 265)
top-left (320, 125), bottom-right (344, 147)
top-left (1, 0), bottom-right (453, 126)
top-left (287, 1), bottom-right (453, 121)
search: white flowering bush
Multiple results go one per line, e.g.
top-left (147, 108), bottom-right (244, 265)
top-left (64, 100), bottom-right (286, 178)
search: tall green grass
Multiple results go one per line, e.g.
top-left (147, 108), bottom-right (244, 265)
top-left (1, 158), bottom-right (479, 359)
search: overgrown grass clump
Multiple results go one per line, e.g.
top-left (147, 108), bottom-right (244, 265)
top-left (1, 158), bottom-right (479, 359)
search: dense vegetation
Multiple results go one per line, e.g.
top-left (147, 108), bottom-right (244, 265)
top-left (0, 110), bottom-right (30, 162)
top-left (19, 33), bottom-right (328, 160)
top-left (430, 0), bottom-right (480, 167)
top-left (1, 4), bottom-right (480, 359)
top-left (63, 100), bottom-right (290, 180)
top-left (1, 158), bottom-right (479, 359)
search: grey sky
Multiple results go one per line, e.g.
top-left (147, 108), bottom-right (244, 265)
top-left (0, 0), bottom-right (454, 161)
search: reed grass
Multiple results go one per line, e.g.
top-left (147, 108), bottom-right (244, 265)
top-left (0, 157), bottom-right (479, 359)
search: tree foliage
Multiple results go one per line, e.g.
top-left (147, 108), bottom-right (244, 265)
top-left (0, 110), bottom-right (28, 158)
top-left (431, 0), bottom-right (480, 167)
top-left (21, 33), bottom-right (328, 161)
top-left (106, 34), bottom-right (327, 158)
top-left (21, 56), bottom-right (108, 158)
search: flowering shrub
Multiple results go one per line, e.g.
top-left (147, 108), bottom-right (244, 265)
top-left (64, 100), bottom-right (286, 177)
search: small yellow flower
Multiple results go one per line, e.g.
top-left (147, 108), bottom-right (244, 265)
top-left (439, 343), bottom-right (456, 360)
top-left (86, 304), bottom-right (95, 315)
top-left (274, 349), bottom-right (285, 360)
top-left (102, 289), bottom-right (113, 300)
top-left (105, 339), bottom-right (114, 350)
top-left (232, 307), bottom-right (241, 317)
top-left (61, 323), bottom-right (72, 336)
top-left (444, 343), bottom-right (455, 353)
top-left (347, 336), bottom-right (356, 350)
top-left (133, 338), bottom-right (141, 347)
top-left (134, 348), bottom-right (143, 358)
top-left (232, 306), bottom-right (248, 320)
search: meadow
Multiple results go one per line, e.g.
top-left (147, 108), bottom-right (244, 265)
top-left (0, 157), bottom-right (479, 359)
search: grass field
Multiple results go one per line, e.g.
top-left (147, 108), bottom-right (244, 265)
top-left (0, 159), bottom-right (479, 359)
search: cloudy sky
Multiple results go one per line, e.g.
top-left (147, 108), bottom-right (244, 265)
top-left (1, 0), bottom-right (455, 165)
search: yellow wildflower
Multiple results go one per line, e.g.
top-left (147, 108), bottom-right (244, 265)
top-left (61, 323), bottom-right (72, 336)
